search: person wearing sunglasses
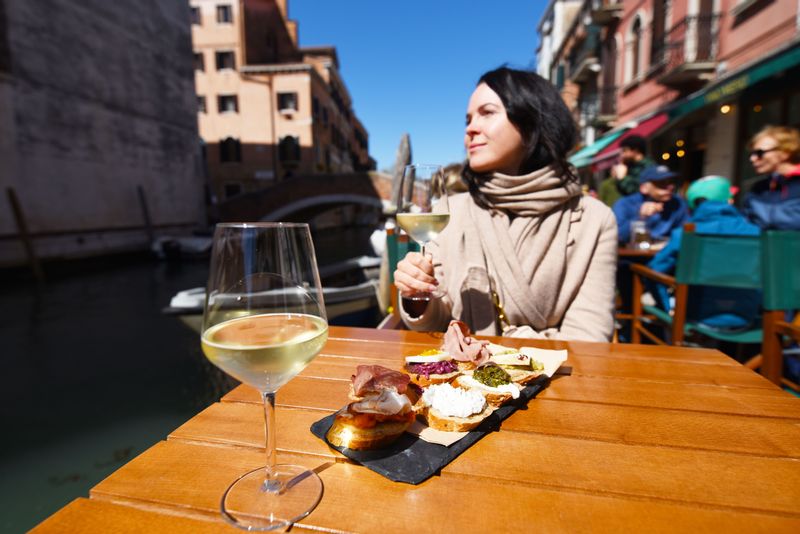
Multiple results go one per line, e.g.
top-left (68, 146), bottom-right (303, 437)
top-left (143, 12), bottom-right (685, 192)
top-left (612, 164), bottom-right (689, 244)
top-left (743, 125), bottom-right (800, 230)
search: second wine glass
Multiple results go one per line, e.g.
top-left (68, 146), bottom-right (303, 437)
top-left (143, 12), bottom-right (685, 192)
top-left (395, 164), bottom-right (450, 301)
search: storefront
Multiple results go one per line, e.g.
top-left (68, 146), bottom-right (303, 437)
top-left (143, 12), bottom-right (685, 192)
top-left (654, 42), bottom-right (800, 192)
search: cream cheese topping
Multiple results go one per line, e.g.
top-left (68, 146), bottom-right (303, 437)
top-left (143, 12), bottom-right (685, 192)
top-left (405, 351), bottom-right (451, 364)
top-left (422, 383), bottom-right (486, 418)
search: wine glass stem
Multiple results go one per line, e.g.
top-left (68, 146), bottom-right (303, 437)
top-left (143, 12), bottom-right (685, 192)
top-left (260, 390), bottom-right (280, 493)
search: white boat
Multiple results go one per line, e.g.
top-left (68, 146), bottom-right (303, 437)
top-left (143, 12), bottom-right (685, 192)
top-left (163, 255), bottom-right (383, 331)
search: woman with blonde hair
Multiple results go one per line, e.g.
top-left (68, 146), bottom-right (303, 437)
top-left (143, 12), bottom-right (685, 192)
top-left (393, 67), bottom-right (617, 341)
top-left (744, 125), bottom-right (800, 230)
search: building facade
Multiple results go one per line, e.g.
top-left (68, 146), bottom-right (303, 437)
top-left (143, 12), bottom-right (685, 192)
top-left (546, 0), bottom-right (800, 189)
top-left (191, 0), bottom-right (372, 202)
top-left (0, 0), bottom-right (203, 267)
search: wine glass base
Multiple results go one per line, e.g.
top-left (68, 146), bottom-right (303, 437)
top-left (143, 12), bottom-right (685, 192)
top-left (220, 464), bottom-right (323, 531)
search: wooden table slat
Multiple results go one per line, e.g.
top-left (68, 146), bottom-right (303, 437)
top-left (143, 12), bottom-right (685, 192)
top-left (29, 498), bottom-right (238, 533)
top-left (89, 440), bottom-right (800, 533)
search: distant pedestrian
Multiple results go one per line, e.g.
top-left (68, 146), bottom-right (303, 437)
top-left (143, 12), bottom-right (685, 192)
top-left (598, 135), bottom-right (654, 207)
top-left (744, 125), bottom-right (800, 230)
top-left (612, 164), bottom-right (689, 244)
top-left (394, 67), bottom-right (617, 341)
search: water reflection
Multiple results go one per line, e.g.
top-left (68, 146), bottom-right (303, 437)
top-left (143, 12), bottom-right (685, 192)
top-left (0, 224), bottom-right (382, 530)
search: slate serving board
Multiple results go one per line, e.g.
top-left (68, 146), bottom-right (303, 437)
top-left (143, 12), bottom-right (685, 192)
top-left (310, 374), bottom-right (550, 485)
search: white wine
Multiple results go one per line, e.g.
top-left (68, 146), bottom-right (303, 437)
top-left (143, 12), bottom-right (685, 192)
top-left (396, 213), bottom-right (450, 244)
top-left (202, 313), bottom-right (328, 392)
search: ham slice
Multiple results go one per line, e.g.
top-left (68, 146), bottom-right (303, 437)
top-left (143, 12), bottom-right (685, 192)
top-left (443, 320), bottom-right (490, 367)
top-left (352, 365), bottom-right (410, 396)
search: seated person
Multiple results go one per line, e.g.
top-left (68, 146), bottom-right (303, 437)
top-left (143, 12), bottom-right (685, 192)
top-left (744, 125), bottom-right (800, 230)
top-left (613, 165), bottom-right (689, 244)
top-left (393, 67), bottom-right (617, 342)
top-left (647, 176), bottom-right (761, 330)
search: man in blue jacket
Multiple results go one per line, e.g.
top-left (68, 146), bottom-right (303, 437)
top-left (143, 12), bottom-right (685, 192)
top-left (647, 176), bottom-right (761, 330)
top-left (613, 164), bottom-right (689, 244)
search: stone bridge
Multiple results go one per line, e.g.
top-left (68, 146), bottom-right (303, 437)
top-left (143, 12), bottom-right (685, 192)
top-left (215, 171), bottom-right (394, 222)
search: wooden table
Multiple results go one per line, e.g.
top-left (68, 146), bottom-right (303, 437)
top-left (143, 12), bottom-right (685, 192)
top-left (618, 245), bottom-right (660, 258)
top-left (33, 326), bottom-right (800, 532)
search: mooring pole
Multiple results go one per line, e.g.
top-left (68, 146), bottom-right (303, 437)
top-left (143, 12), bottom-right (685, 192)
top-left (7, 186), bottom-right (45, 284)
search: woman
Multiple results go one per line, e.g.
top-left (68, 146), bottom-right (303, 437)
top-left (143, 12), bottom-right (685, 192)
top-left (394, 67), bottom-right (617, 341)
top-left (744, 125), bottom-right (800, 230)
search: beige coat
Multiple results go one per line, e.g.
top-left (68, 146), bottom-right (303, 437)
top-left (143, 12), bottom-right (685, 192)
top-left (401, 191), bottom-right (618, 341)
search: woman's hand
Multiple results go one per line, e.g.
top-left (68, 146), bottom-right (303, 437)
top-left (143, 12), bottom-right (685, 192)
top-left (394, 252), bottom-right (438, 297)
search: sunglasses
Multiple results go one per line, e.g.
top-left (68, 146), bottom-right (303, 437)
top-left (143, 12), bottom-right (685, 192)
top-left (749, 147), bottom-right (779, 159)
top-left (649, 178), bottom-right (674, 189)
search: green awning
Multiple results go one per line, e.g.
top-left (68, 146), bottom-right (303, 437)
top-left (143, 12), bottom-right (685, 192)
top-left (670, 43), bottom-right (800, 119)
top-left (569, 129), bottom-right (626, 168)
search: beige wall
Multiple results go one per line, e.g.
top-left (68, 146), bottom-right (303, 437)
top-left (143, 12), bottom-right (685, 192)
top-left (191, 0), bottom-right (372, 200)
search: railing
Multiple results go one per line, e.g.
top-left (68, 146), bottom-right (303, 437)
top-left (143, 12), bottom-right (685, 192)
top-left (599, 85), bottom-right (617, 117)
top-left (567, 25), bottom-right (601, 79)
top-left (578, 93), bottom-right (599, 125)
top-left (661, 14), bottom-right (720, 72)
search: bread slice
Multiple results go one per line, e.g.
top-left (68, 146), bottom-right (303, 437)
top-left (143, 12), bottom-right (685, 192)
top-left (326, 410), bottom-right (413, 450)
top-left (453, 375), bottom-right (515, 407)
top-left (409, 370), bottom-right (460, 388)
top-left (504, 367), bottom-right (543, 386)
top-left (421, 403), bottom-right (494, 432)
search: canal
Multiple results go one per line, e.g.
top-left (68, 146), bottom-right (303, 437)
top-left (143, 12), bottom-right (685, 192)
top-left (0, 226), bottom-right (381, 531)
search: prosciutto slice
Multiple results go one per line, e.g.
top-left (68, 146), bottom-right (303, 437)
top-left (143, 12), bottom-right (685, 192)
top-left (443, 320), bottom-right (490, 367)
top-left (351, 365), bottom-right (410, 396)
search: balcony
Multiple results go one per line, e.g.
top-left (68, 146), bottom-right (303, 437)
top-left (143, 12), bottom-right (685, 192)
top-left (568, 25), bottom-right (601, 83)
top-left (657, 14), bottom-right (720, 89)
top-left (590, 0), bottom-right (623, 26)
top-left (596, 85), bottom-right (618, 125)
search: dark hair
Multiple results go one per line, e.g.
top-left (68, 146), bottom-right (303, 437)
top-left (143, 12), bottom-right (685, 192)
top-left (619, 135), bottom-right (647, 155)
top-left (463, 67), bottom-right (578, 207)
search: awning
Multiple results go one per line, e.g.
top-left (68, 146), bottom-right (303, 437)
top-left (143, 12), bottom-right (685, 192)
top-left (568, 129), bottom-right (627, 168)
top-left (590, 112), bottom-right (669, 171)
top-left (670, 42), bottom-right (800, 119)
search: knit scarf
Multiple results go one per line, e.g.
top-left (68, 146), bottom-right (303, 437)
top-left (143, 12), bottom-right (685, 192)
top-left (457, 166), bottom-right (582, 333)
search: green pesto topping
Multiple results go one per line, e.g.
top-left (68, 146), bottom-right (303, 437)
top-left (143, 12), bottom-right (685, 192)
top-left (474, 364), bottom-right (512, 387)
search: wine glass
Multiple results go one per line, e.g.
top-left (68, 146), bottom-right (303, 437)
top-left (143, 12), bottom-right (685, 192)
top-left (201, 222), bottom-right (328, 531)
top-left (395, 164), bottom-right (450, 303)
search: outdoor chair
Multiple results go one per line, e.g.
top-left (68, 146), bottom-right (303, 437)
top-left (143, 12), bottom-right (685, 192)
top-left (747, 231), bottom-right (800, 389)
top-left (376, 226), bottom-right (418, 330)
top-left (630, 224), bottom-right (762, 347)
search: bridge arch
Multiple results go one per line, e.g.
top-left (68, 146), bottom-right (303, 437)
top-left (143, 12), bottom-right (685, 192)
top-left (260, 194), bottom-right (383, 221)
top-left (216, 172), bottom-right (391, 222)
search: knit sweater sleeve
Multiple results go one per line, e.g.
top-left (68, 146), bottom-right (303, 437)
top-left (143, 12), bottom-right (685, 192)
top-left (556, 208), bottom-right (618, 341)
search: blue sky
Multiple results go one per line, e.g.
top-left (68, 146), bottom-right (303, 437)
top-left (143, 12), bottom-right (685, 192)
top-left (291, 1), bottom-right (544, 172)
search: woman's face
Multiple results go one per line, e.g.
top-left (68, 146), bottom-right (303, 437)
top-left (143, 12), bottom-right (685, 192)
top-left (750, 134), bottom-right (789, 175)
top-left (465, 83), bottom-right (525, 175)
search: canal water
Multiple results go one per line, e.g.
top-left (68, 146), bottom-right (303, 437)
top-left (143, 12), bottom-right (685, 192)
top-left (0, 226), bottom-right (381, 531)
